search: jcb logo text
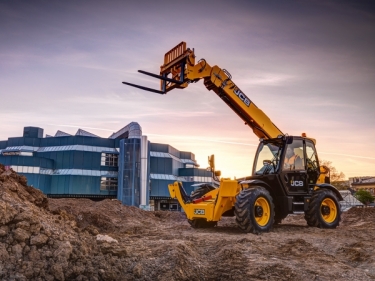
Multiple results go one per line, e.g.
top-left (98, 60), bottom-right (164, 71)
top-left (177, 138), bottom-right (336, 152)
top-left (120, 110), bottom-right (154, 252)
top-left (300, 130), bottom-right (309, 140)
top-left (233, 88), bottom-right (251, 107)
top-left (291, 181), bottom-right (304, 187)
top-left (194, 209), bottom-right (205, 215)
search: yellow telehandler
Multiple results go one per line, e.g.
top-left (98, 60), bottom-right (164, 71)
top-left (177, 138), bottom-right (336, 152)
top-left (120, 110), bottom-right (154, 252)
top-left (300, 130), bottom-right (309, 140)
top-left (123, 42), bottom-right (342, 234)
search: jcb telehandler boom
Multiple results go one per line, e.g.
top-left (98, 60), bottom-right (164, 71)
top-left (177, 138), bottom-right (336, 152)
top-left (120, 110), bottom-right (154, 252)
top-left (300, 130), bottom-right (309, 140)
top-left (123, 42), bottom-right (343, 234)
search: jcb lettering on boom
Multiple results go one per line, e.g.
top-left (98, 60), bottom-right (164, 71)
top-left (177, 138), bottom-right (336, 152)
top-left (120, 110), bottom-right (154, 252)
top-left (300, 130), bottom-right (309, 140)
top-left (234, 88), bottom-right (251, 107)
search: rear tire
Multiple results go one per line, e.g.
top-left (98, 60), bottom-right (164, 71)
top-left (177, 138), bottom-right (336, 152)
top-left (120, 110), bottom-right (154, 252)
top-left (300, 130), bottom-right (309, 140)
top-left (188, 219), bottom-right (217, 228)
top-left (304, 189), bottom-right (341, 228)
top-left (190, 185), bottom-right (216, 201)
top-left (235, 187), bottom-right (274, 234)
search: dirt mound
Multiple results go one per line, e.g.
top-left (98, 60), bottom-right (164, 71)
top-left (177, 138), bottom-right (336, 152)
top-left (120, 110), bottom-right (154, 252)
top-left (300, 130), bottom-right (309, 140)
top-left (344, 207), bottom-right (375, 220)
top-left (1, 163), bottom-right (374, 280)
top-left (48, 198), bottom-right (160, 236)
top-left (0, 164), bottom-right (202, 280)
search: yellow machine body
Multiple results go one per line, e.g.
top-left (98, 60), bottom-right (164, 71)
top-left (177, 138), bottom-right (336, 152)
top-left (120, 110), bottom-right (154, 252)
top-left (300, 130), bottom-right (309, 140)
top-left (123, 42), bottom-right (342, 232)
top-left (160, 42), bottom-right (330, 218)
top-left (168, 179), bottom-right (239, 222)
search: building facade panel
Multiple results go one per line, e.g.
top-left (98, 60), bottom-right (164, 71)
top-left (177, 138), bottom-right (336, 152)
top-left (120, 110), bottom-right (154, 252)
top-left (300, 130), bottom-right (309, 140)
top-left (117, 138), bottom-right (141, 206)
top-left (0, 140), bottom-right (8, 149)
top-left (172, 159), bottom-right (184, 175)
top-left (150, 179), bottom-right (174, 197)
top-left (150, 143), bottom-right (169, 153)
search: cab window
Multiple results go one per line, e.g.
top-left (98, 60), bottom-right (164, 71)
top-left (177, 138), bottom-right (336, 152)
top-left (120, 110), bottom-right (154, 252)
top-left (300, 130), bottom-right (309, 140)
top-left (306, 141), bottom-right (319, 171)
top-left (283, 139), bottom-right (305, 171)
top-left (253, 142), bottom-right (282, 175)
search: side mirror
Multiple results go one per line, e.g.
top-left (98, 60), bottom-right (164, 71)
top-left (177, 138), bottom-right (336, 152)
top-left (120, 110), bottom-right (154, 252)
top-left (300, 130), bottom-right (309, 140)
top-left (214, 171), bottom-right (221, 177)
top-left (263, 160), bottom-right (271, 165)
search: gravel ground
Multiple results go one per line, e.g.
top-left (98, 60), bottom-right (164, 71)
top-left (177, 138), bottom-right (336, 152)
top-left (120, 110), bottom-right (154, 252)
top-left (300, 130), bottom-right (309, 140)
top-left (1, 163), bottom-right (374, 280)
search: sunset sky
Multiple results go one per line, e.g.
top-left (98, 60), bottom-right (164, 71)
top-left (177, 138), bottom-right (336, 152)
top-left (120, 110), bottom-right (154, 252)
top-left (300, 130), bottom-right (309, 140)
top-left (1, 0), bottom-right (374, 179)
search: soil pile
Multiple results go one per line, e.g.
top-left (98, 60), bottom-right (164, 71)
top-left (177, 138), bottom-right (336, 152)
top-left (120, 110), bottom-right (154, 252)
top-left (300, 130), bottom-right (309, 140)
top-left (1, 163), bottom-right (374, 280)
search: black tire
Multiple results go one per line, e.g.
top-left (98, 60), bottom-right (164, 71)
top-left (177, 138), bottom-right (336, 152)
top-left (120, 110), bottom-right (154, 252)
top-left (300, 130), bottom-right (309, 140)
top-left (188, 219), bottom-right (217, 228)
top-left (235, 187), bottom-right (275, 234)
top-left (304, 189), bottom-right (341, 228)
top-left (190, 185), bottom-right (216, 201)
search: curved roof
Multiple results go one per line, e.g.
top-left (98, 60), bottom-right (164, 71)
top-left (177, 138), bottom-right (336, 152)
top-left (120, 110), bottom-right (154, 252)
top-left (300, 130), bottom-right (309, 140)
top-left (109, 122), bottom-right (142, 139)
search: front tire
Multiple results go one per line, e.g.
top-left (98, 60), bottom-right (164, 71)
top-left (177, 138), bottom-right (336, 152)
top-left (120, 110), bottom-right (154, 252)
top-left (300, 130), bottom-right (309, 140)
top-left (304, 189), bottom-right (341, 228)
top-left (235, 187), bottom-right (275, 234)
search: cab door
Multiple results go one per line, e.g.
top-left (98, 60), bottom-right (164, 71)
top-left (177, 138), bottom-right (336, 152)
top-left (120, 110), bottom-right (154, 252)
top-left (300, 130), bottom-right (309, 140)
top-left (281, 139), bottom-right (308, 194)
top-left (305, 140), bottom-right (320, 186)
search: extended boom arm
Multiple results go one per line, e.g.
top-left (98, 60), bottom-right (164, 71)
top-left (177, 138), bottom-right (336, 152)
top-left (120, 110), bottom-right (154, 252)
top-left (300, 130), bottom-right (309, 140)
top-left (123, 42), bottom-right (283, 140)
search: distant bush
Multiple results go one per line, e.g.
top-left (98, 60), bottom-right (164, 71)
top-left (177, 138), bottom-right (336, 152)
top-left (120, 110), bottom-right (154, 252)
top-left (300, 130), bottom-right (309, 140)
top-left (355, 190), bottom-right (375, 205)
top-left (319, 160), bottom-right (349, 190)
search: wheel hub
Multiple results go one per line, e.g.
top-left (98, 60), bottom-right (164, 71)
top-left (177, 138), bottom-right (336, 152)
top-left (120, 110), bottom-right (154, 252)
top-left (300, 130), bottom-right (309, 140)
top-left (321, 205), bottom-right (330, 216)
top-left (255, 206), bottom-right (263, 217)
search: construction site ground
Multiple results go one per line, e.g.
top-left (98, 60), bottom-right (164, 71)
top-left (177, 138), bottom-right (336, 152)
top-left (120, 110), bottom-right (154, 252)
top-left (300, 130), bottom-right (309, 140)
top-left (1, 165), bottom-right (375, 281)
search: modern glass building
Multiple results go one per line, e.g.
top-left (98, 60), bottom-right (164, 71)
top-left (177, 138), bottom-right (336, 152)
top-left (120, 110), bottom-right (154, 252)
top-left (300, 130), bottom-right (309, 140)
top-left (0, 123), bottom-right (214, 210)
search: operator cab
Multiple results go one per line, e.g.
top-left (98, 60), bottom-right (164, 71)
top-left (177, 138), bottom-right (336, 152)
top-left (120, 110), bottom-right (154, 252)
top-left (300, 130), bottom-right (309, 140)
top-left (253, 135), bottom-right (321, 194)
